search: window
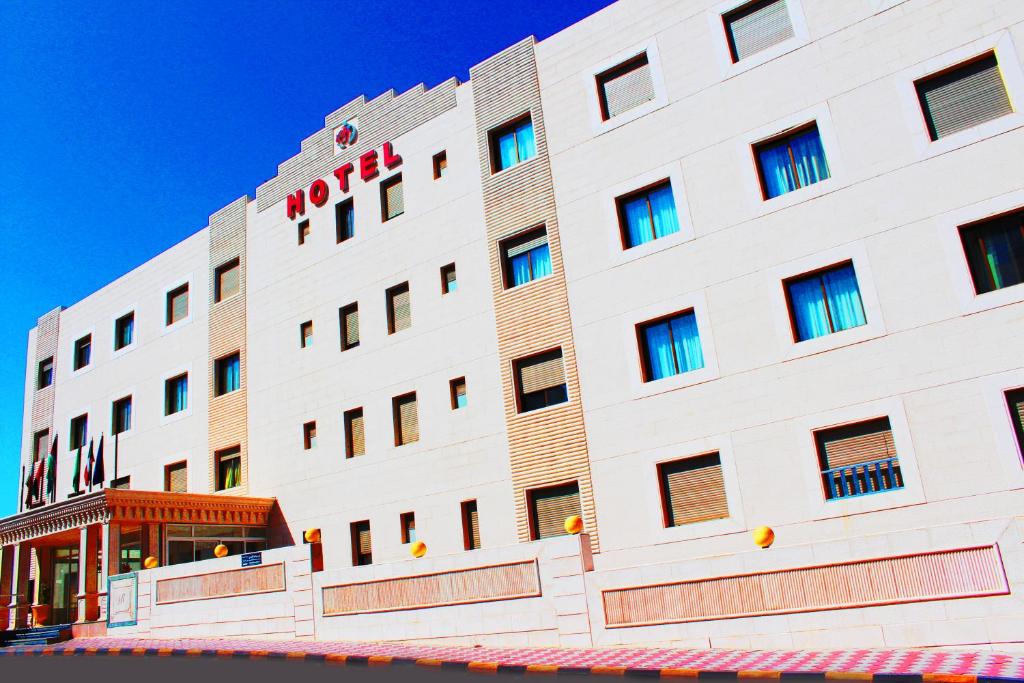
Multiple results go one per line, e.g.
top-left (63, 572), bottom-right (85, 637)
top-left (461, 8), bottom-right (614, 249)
top-left (658, 453), bottom-right (729, 527)
top-left (461, 500), bottom-right (481, 550)
top-left (392, 392), bottom-right (419, 446)
top-left (112, 396), bottom-right (132, 435)
top-left (959, 211), bottom-right (1024, 294)
top-left (344, 407), bottom-right (365, 458)
top-left (916, 53), bottom-right (1012, 141)
top-left (165, 461), bottom-right (187, 493)
top-left (351, 520), bottom-right (372, 566)
top-left (37, 357), bottom-right (53, 389)
top-left (216, 446), bottom-right (242, 491)
top-left (501, 227), bottom-right (552, 288)
top-left (432, 150), bottom-right (448, 179)
top-left (386, 282), bottom-right (411, 334)
top-left (215, 352), bottom-right (241, 396)
top-left (815, 417), bottom-right (903, 501)
top-left (784, 261), bottom-right (866, 342)
top-left (528, 482), bottom-right (581, 540)
top-left (515, 349), bottom-right (568, 413)
top-left (110, 475), bottom-right (131, 490)
top-left (616, 181), bottom-right (680, 249)
top-left (33, 429), bottom-right (49, 462)
top-left (440, 263), bottom-right (457, 294)
top-left (166, 525), bottom-right (266, 566)
top-left (303, 421), bottom-right (317, 450)
top-left (300, 320), bottom-right (313, 348)
top-left (215, 258), bottom-right (240, 302)
top-left (336, 198), bottom-right (355, 243)
top-left (70, 414), bottom-right (88, 450)
top-left (597, 53), bottom-right (655, 121)
top-left (298, 219), bottom-right (310, 245)
top-left (450, 377), bottom-right (467, 410)
top-left (490, 114), bottom-right (537, 172)
top-left (167, 284), bottom-right (189, 325)
top-left (73, 334), bottom-right (91, 370)
top-left (754, 124), bottom-right (830, 199)
top-left (114, 312), bottom-right (134, 350)
top-left (1007, 389), bottom-right (1024, 458)
top-left (638, 310), bottom-right (705, 382)
top-left (164, 373), bottom-right (188, 415)
top-left (380, 173), bottom-right (404, 221)
top-left (723, 0), bottom-right (794, 63)
top-left (400, 512), bottom-right (416, 544)
top-left (339, 303), bottom-right (359, 350)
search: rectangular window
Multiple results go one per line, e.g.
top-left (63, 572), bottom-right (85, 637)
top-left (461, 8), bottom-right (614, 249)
top-left (638, 310), bottom-right (705, 382)
top-left (344, 407), bottom-right (365, 458)
top-left (916, 53), bottom-right (1012, 141)
top-left (167, 284), bottom-right (189, 325)
top-left (1007, 389), bottom-right (1024, 458)
top-left (114, 312), bottom-right (134, 350)
top-left (70, 414), bottom-right (88, 450)
top-left (723, 0), bottom-right (794, 63)
top-left (502, 227), bottom-right (552, 289)
top-left (461, 500), bottom-right (480, 550)
top-left (303, 421), bottom-right (317, 450)
top-left (37, 357), bottom-right (53, 389)
top-left (73, 334), bottom-right (92, 370)
top-left (658, 453), bottom-right (729, 527)
top-left (440, 263), bottom-right (457, 294)
top-left (815, 417), bottom-right (903, 501)
top-left (400, 511), bottom-right (416, 544)
top-left (33, 429), bottom-right (49, 462)
top-left (298, 219), bottom-right (310, 245)
top-left (597, 52), bottom-right (655, 120)
top-left (339, 303), bottom-right (359, 350)
top-left (959, 210), bottom-right (1024, 294)
top-left (386, 282), bottom-right (411, 334)
top-left (164, 373), bottom-right (188, 415)
top-left (300, 320), bottom-right (313, 348)
top-left (617, 181), bottom-right (680, 249)
top-left (165, 461), bottom-right (187, 493)
top-left (490, 114), bottom-right (537, 173)
top-left (755, 123), bottom-right (830, 199)
top-left (392, 392), bottom-right (419, 446)
top-left (336, 198), bottom-right (355, 243)
top-left (515, 349), bottom-right (568, 413)
top-left (110, 475), bottom-right (131, 490)
top-left (450, 377), bottom-right (467, 410)
top-left (215, 352), bottom-right (241, 396)
top-left (216, 446), bottom-right (242, 491)
top-left (784, 261), bottom-right (866, 342)
top-left (351, 520), bottom-right (372, 566)
top-left (381, 173), bottom-right (404, 221)
top-left (432, 150), bottom-right (448, 179)
top-left (528, 482), bottom-right (581, 540)
top-left (112, 395), bottom-right (132, 435)
top-left (215, 258), bottom-right (241, 302)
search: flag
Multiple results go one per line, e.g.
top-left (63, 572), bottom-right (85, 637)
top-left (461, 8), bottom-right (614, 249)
top-left (91, 435), bottom-right (105, 487)
top-left (72, 446), bottom-right (82, 494)
top-left (46, 433), bottom-right (58, 502)
top-left (23, 467), bottom-right (33, 508)
top-left (85, 440), bottom-right (94, 491)
top-left (30, 458), bottom-right (44, 501)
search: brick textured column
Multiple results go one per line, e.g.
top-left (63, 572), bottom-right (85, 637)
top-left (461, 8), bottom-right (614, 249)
top-left (77, 524), bottom-right (100, 622)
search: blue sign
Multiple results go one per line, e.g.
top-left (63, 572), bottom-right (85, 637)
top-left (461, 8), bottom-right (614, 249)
top-left (241, 551), bottom-right (262, 567)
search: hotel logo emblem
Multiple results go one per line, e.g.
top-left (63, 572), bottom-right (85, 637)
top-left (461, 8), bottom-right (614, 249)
top-left (334, 120), bottom-right (358, 154)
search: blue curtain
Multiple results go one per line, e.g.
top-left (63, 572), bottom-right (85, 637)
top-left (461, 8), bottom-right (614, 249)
top-left (121, 319), bottom-right (133, 347)
top-left (649, 185), bottom-right (679, 239)
top-left (498, 131), bottom-right (519, 170)
top-left (511, 253), bottom-right (532, 286)
top-left (226, 358), bottom-right (240, 393)
top-left (176, 377), bottom-right (188, 412)
top-left (758, 143), bottom-right (797, 199)
top-left (644, 321), bottom-right (676, 380)
top-left (623, 195), bottom-right (653, 247)
top-left (624, 186), bottom-right (679, 248)
top-left (515, 120), bottom-right (536, 162)
top-left (790, 129), bottom-right (830, 189)
top-left (120, 402), bottom-right (132, 431)
top-left (670, 313), bottom-right (704, 373)
top-left (645, 313), bottom-right (703, 381)
top-left (758, 128), bottom-right (830, 199)
top-left (530, 244), bottom-right (552, 280)
top-left (822, 264), bottom-right (866, 332)
top-left (788, 278), bottom-right (831, 341)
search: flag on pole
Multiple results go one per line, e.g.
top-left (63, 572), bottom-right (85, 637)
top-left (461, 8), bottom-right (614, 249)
top-left (46, 433), bottom-right (58, 503)
top-left (72, 446), bottom-right (82, 495)
top-left (30, 457), bottom-right (44, 502)
top-left (23, 466), bottom-right (33, 507)
top-left (85, 440), bottom-right (95, 492)
top-left (92, 435), bottom-right (105, 488)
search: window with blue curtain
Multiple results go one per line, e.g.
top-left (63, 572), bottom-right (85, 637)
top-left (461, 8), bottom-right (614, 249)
top-left (492, 115), bottom-right (537, 172)
top-left (216, 353), bottom-right (240, 396)
top-left (639, 310), bottom-right (705, 382)
top-left (619, 181), bottom-right (680, 249)
top-left (959, 212), bottom-right (1024, 294)
top-left (166, 374), bottom-right (188, 415)
top-left (785, 262), bottom-right (866, 342)
top-left (755, 124), bottom-right (830, 199)
top-left (336, 198), bottom-right (355, 243)
top-left (503, 227), bottom-right (552, 288)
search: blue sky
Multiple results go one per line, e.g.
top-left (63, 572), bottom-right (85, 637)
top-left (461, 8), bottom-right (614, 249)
top-left (0, 0), bottom-right (614, 516)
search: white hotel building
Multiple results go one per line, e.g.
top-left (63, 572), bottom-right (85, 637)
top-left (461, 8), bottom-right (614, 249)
top-left (2, 0), bottom-right (1024, 650)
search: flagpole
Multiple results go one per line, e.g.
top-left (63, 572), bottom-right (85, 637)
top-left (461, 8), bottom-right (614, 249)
top-left (19, 465), bottom-right (25, 512)
top-left (114, 431), bottom-right (119, 481)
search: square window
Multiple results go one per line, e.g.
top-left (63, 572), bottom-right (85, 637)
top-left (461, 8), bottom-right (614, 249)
top-left (754, 123), bottom-right (830, 199)
top-left (112, 395), bottom-right (132, 435)
top-left (515, 349), bottom-right (568, 413)
top-left (450, 377), bottom-right (467, 410)
top-left (527, 482), bottom-right (580, 540)
top-left (167, 284), bottom-right (189, 325)
top-left (33, 429), bottom-right (49, 462)
top-left (461, 500), bottom-right (480, 550)
top-left (70, 414), bottom-right (88, 450)
top-left (215, 258), bottom-right (240, 302)
top-left (489, 114), bottom-right (537, 173)
top-left (73, 334), bottom-right (91, 370)
top-left (616, 180), bottom-right (680, 249)
top-left (216, 446), bottom-right (242, 491)
top-left (392, 392), bottom-right (419, 446)
top-left (400, 511), bottom-right (416, 544)
top-left (339, 303), bottom-right (359, 350)
top-left (215, 352), bottom-right (241, 396)
top-left (165, 461), bottom-right (187, 493)
top-left (658, 452), bottom-right (729, 527)
top-left (784, 261), bottom-right (866, 342)
top-left (597, 52), bottom-right (655, 121)
top-left (303, 421), bottom-right (317, 450)
top-left (344, 407), bottom-right (365, 458)
top-left (501, 227), bottom-right (552, 289)
top-left (164, 373), bottom-right (188, 415)
top-left (37, 357), bottom-right (53, 389)
top-left (1007, 388), bottom-right (1024, 459)
top-left (114, 312), bottom-right (134, 350)
top-left (298, 219), bottom-right (310, 245)
top-left (440, 263), bottom-right (457, 294)
top-left (432, 150), bottom-right (448, 179)
top-left (109, 475), bottom-right (131, 490)
top-left (916, 53), bottom-right (1012, 141)
top-left (815, 417), bottom-right (903, 501)
top-left (386, 282), bottom-right (411, 334)
top-left (300, 320), bottom-right (313, 348)
top-left (958, 210), bottom-right (1024, 294)
top-left (723, 0), bottom-right (794, 64)
top-left (336, 198), bottom-right (355, 243)
top-left (637, 310), bottom-right (705, 382)
top-left (350, 520), bottom-right (372, 566)
top-left (380, 174), bottom-right (404, 221)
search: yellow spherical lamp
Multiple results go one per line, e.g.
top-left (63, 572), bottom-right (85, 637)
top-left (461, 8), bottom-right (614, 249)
top-left (143, 556), bottom-right (159, 570)
top-left (410, 540), bottom-right (427, 558)
top-left (752, 526), bottom-right (775, 549)
top-left (214, 543), bottom-right (229, 558)
top-left (564, 515), bottom-right (584, 535)
top-left (303, 528), bottom-right (322, 544)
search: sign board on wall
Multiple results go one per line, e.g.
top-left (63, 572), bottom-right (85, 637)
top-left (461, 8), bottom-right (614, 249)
top-left (241, 551), bottom-right (263, 568)
top-left (107, 572), bottom-right (138, 628)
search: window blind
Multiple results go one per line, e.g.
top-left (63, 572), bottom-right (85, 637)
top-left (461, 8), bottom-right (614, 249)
top-left (352, 522), bottom-right (372, 564)
top-left (1006, 389), bottom-right (1024, 453)
top-left (519, 350), bottom-right (566, 395)
top-left (917, 54), bottom-right (1012, 140)
top-left (384, 176), bottom-right (404, 219)
top-left (463, 500), bottom-right (481, 550)
top-left (218, 262), bottom-right (240, 300)
top-left (395, 394), bottom-right (419, 445)
top-left (660, 453), bottom-right (728, 527)
top-left (599, 54), bottom-right (655, 119)
top-left (506, 231), bottom-right (548, 258)
top-left (725, 0), bottom-right (794, 63)
top-left (169, 286), bottom-right (189, 324)
top-left (389, 285), bottom-right (411, 332)
top-left (444, 266), bottom-right (457, 290)
top-left (166, 462), bottom-right (187, 493)
top-left (347, 409), bottom-right (365, 457)
top-left (342, 305), bottom-right (359, 348)
top-left (531, 483), bottom-right (581, 540)
top-left (818, 418), bottom-right (896, 470)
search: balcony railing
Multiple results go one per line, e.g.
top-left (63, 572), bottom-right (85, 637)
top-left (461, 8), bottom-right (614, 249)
top-left (822, 457), bottom-right (903, 501)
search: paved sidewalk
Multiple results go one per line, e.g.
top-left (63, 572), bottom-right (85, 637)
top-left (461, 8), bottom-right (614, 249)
top-left (1, 637), bottom-right (1023, 679)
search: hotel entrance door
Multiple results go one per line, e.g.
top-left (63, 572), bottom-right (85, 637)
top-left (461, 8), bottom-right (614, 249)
top-left (51, 548), bottom-right (79, 625)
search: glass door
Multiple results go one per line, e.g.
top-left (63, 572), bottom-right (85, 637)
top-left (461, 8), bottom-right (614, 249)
top-left (51, 548), bottom-right (79, 625)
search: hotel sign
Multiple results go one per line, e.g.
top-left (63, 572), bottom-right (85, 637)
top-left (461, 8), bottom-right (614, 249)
top-left (286, 141), bottom-right (402, 220)
top-left (333, 119), bottom-right (358, 154)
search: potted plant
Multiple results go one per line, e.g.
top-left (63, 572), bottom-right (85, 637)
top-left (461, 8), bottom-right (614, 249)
top-left (32, 585), bottom-right (51, 626)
